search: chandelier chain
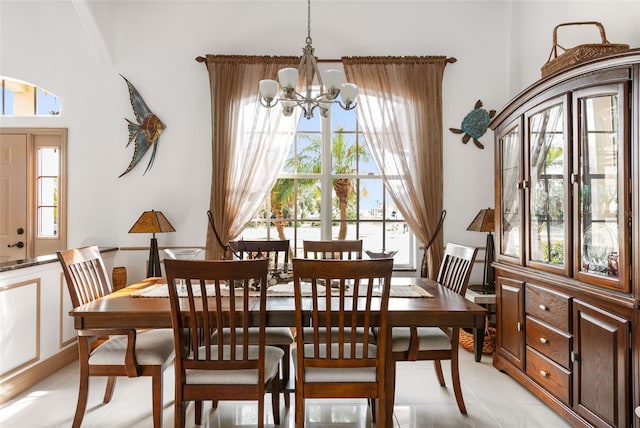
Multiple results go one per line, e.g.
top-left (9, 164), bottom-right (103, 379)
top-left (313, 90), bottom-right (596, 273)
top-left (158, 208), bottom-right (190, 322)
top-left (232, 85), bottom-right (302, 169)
top-left (306, 0), bottom-right (312, 45)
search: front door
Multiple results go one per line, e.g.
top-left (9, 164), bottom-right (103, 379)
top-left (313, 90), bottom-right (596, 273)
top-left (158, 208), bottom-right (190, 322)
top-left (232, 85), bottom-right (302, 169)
top-left (0, 133), bottom-right (28, 261)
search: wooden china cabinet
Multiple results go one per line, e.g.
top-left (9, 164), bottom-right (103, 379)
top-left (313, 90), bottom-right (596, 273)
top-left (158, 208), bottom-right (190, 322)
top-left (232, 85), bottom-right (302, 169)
top-left (490, 49), bottom-right (640, 428)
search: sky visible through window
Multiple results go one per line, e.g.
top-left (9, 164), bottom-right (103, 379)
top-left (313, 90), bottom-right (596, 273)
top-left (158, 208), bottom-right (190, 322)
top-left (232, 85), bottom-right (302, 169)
top-left (325, 103), bottom-right (383, 211)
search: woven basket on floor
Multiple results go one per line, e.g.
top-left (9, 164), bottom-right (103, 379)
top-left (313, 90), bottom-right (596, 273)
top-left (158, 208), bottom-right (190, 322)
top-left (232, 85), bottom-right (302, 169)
top-left (541, 21), bottom-right (629, 77)
top-left (459, 326), bottom-right (496, 355)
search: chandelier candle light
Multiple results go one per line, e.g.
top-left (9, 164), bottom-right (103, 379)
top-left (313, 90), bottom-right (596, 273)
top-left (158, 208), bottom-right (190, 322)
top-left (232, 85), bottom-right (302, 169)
top-left (258, 0), bottom-right (358, 120)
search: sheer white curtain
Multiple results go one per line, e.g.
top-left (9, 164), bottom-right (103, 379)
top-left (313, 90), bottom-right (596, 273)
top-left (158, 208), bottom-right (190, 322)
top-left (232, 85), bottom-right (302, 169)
top-left (343, 56), bottom-right (449, 279)
top-left (200, 55), bottom-right (299, 259)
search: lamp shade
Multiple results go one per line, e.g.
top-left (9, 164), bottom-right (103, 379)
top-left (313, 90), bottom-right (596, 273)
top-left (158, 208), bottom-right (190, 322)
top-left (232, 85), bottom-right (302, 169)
top-left (278, 68), bottom-right (299, 89)
top-left (259, 79), bottom-right (278, 100)
top-left (340, 83), bottom-right (358, 105)
top-left (128, 210), bottom-right (175, 234)
top-left (466, 208), bottom-right (495, 233)
top-left (323, 69), bottom-right (346, 91)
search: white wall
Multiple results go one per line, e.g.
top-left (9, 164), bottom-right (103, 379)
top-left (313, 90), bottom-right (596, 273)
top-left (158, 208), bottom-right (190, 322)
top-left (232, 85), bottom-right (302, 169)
top-left (1, 0), bottom-right (639, 282)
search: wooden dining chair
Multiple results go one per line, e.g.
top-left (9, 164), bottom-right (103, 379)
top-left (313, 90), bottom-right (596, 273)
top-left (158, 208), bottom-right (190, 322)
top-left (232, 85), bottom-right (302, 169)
top-left (389, 243), bottom-right (477, 414)
top-left (228, 239), bottom-right (291, 274)
top-left (224, 239), bottom-right (294, 406)
top-left (57, 245), bottom-right (175, 428)
top-left (291, 258), bottom-right (394, 426)
top-left (302, 239), bottom-right (363, 260)
top-left (164, 258), bottom-right (283, 428)
top-left (300, 239), bottom-right (367, 344)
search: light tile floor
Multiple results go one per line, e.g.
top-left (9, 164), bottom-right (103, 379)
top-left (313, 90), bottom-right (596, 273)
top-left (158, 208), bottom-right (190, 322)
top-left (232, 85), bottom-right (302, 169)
top-left (0, 348), bottom-right (571, 427)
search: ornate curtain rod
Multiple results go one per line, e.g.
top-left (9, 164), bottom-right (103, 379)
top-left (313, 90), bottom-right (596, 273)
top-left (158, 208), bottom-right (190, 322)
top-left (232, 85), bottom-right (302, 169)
top-left (196, 56), bottom-right (457, 64)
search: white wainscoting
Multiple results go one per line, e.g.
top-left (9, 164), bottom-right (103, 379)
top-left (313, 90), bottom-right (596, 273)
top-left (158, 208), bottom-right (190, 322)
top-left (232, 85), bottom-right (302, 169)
top-left (0, 279), bottom-right (40, 376)
top-left (0, 251), bottom-right (115, 403)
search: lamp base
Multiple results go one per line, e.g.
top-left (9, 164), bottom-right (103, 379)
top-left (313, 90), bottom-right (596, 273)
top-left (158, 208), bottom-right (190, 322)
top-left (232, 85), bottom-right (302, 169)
top-left (482, 232), bottom-right (495, 293)
top-left (147, 237), bottom-right (162, 278)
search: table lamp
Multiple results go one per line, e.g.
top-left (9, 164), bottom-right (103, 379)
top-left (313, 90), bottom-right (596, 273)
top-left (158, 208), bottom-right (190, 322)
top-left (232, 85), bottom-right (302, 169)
top-left (467, 208), bottom-right (495, 293)
top-left (128, 210), bottom-right (175, 277)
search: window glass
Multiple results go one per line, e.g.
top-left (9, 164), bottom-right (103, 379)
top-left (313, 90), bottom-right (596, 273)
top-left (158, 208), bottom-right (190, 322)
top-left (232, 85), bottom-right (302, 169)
top-left (500, 126), bottom-right (521, 258)
top-left (579, 94), bottom-right (619, 278)
top-left (529, 103), bottom-right (565, 266)
top-left (295, 133), bottom-right (321, 174)
top-left (1, 77), bottom-right (60, 116)
top-left (36, 147), bottom-right (60, 238)
top-left (37, 88), bottom-right (61, 115)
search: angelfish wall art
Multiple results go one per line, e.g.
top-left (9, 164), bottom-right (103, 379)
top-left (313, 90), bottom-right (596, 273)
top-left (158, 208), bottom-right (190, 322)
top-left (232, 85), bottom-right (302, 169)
top-left (118, 74), bottom-right (166, 177)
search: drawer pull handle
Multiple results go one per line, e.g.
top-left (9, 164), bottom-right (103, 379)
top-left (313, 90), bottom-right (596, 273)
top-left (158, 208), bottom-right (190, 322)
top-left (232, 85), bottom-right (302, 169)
top-left (539, 304), bottom-right (547, 311)
top-left (539, 337), bottom-right (548, 344)
top-left (539, 370), bottom-right (549, 377)
top-left (517, 322), bottom-right (522, 332)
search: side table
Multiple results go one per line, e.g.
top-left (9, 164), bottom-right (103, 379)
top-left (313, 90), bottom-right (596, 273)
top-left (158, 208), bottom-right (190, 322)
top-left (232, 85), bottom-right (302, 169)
top-left (464, 288), bottom-right (496, 362)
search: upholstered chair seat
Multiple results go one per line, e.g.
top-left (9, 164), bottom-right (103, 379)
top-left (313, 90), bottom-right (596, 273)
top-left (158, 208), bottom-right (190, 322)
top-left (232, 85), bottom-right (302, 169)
top-left (388, 327), bottom-right (452, 352)
top-left (293, 343), bottom-right (378, 383)
top-left (88, 330), bottom-right (174, 366)
top-left (185, 345), bottom-right (284, 385)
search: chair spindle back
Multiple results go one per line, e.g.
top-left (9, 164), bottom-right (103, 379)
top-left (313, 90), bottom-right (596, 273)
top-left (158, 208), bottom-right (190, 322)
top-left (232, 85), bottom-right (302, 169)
top-left (292, 258), bottom-right (393, 367)
top-left (302, 240), bottom-right (363, 260)
top-left (165, 259), bottom-right (269, 371)
top-left (229, 240), bottom-right (290, 273)
top-left (436, 243), bottom-right (478, 295)
top-left (57, 245), bottom-right (112, 308)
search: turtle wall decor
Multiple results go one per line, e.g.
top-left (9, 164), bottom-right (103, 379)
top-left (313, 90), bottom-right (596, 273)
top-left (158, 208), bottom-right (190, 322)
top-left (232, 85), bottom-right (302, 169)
top-left (450, 99), bottom-right (496, 149)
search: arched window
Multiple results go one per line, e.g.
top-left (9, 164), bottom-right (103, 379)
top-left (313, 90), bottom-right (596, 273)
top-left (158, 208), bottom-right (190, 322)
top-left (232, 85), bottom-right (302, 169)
top-left (1, 77), bottom-right (61, 116)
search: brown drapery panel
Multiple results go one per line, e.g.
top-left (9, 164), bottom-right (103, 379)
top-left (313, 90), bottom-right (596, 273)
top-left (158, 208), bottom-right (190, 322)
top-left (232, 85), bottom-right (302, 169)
top-left (342, 56), bottom-right (450, 279)
top-left (199, 55), bottom-right (299, 260)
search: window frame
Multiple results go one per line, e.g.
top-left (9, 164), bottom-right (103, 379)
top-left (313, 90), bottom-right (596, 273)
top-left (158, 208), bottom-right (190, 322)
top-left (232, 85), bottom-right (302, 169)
top-left (246, 100), bottom-right (416, 270)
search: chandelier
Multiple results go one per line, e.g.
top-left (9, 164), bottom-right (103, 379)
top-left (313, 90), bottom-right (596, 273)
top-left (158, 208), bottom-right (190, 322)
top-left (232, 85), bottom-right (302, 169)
top-left (258, 0), bottom-right (358, 120)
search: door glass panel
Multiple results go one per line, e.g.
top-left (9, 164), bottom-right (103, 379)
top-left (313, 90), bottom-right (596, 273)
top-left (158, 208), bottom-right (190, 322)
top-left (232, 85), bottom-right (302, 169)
top-left (579, 94), bottom-right (619, 278)
top-left (529, 103), bottom-right (565, 266)
top-left (500, 126), bottom-right (521, 258)
top-left (36, 147), bottom-right (59, 238)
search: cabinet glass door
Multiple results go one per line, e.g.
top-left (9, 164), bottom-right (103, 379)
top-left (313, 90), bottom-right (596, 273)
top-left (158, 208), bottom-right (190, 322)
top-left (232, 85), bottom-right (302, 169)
top-left (499, 123), bottom-right (522, 260)
top-left (575, 86), bottom-right (626, 288)
top-left (528, 101), bottom-right (568, 271)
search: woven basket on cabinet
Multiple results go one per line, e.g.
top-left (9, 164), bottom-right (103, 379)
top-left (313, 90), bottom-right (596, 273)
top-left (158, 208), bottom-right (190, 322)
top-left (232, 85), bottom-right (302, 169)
top-left (541, 21), bottom-right (629, 77)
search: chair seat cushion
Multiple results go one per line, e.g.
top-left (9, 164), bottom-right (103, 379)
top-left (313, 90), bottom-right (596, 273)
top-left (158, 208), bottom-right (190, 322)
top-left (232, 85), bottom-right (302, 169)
top-left (213, 327), bottom-right (294, 346)
top-left (292, 343), bottom-right (378, 383)
top-left (89, 328), bottom-right (175, 366)
top-left (390, 327), bottom-right (452, 352)
top-left (298, 327), bottom-right (374, 343)
top-left (185, 345), bottom-right (284, 385)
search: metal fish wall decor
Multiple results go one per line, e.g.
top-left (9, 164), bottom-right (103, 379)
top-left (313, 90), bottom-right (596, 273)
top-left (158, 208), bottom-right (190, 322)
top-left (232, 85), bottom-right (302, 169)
top-left (118, 74), bottom-right (166, 177)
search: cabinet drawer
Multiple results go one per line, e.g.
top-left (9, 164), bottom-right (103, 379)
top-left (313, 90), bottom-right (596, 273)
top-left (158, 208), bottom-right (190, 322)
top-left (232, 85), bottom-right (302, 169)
top-left (526, 347), bottom-right (571, 405)
top-left (525, 316), bottom-right (571, 368)
top-left (525, 284), bottom-right (571, 331)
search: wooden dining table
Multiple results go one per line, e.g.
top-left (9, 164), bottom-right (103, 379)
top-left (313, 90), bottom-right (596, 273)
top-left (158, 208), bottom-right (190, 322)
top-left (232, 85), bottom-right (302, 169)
top-left (70, 276), bottom-right (486, 427)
